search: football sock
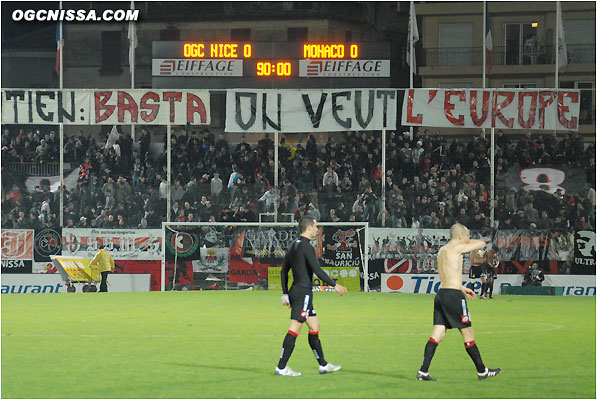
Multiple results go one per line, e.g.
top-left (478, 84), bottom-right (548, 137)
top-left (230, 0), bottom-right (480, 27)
top-left (488, 281), bottom-right (494, 297)
top-left (420, 337), bottom-right (439, 373)
top-left (277, 330), bottom-right (298, 369)
top-left (308, 331), bottom-right (327, 366)
top-left (481, 282), bottom-right (487, 296)
top-left (464, 340), bottom-right (486, 373)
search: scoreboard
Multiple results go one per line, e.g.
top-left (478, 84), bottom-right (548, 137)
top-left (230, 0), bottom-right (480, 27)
top-left (152, 41), bottom-right (391, 89)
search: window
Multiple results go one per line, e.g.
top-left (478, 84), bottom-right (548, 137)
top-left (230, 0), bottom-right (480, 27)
top-left (231, 29), bottom-right (251, 41)
top-left (563, 19), bottom-right (595, 63)
top-left (160, 28), bottom-right (180, 41)
top-left (287, 27), bottom-right (308, 41)
top-left (101, 31), bottom-right (121, 73)
top-left (438, 23), bottom-right (473, 66)
top-left (504, 23), bottom-right (540, 65)
top-left (502, 83), bottom-right (537, 88)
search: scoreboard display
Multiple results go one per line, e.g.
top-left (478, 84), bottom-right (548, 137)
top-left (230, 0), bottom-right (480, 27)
top-left (152, 41), bottom-right (391, 89)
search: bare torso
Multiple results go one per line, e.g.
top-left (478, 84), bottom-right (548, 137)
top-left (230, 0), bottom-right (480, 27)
top-left (437, 242), bottom-right (465, 290)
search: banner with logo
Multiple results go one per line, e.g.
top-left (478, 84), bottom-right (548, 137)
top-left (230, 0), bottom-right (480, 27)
top-left (1, 168), bottom-right (79, 195)
top-left (34, 228), bottom-right (62, 262)
top-left (192, 248), bottom-right (229, 273)
top-left (401, 88), bottom-right (580, 131)
top-left (2, 89), bottom-right (210, 125)
top-left (114, 260), bottom-right (163, 291)
top-left (165, 227), bottom-right (201, 262)
top-left (322, 226), bottom-right (364, 269)
top-left (381, 273), bottom-right (595, 296)
top-left (573, 230), bottom-right (596, 274)
top-left (1, 229), bottom-right (34, 273)
top-left (62, 228), bottom-right (162, 260)
top-left (298, 60), bottom-right (390, 77)
top-left (501, 164), bottom-right (587, 195)
top-left (268, 266), bottom-right (360, 292)
top-left (225, 89), bottom-right (398, 133)
top-left (51, 255), bottom-right (97, 281)
top-left (152, 59), bottom-right (243, 76)
top-left (240, 227), bottom-right (305, 262)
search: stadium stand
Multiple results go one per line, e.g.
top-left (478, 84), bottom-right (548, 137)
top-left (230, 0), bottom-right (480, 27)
top-left (1, 125), bottom-right (595, 230)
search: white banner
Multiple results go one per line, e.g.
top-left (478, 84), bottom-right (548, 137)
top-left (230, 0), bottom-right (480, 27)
top-left (381, 273), bottom-right (596, 296)
top-left (225, 89), bottom-right (398, 133)
top-left (61, 228), bottom-right (162, 260)
top-left (2, 89), bottom-right (89, 124)
top-left (192, 248), bottom-right (229, 273)
top-left (401, 88), bottom-right (580, 131)
top-left (152, 59), bottom-right (243, 76)
top-left (298, 60), bottom-right (390, 77)
top-left (91, 89), bottom-right (210, 125)
top-left (1, 274), bottom-right (150, 293)
top-left (1, 89), bottom-right (211, 125)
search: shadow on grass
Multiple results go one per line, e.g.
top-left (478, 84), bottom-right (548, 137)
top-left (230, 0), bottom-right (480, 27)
top-left (165, 362), bottom-right (271, 376)
top-left (338, 367), bottom-right (410, 380)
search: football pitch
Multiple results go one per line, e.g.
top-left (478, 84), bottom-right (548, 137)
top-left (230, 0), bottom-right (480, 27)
top-left (2, 291), bottom-right (595, 399)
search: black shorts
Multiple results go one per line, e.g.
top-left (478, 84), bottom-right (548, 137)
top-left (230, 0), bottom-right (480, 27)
top-left (469, 265), bottom-right (483, 279)
top-left (483, 265), bottom-right (497, 279)
top-left (289, 285), bottom-right (317, 322)
top-left (433, 288), bottom-right (472, 330)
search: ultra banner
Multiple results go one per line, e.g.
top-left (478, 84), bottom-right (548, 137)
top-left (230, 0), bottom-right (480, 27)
top-left (321, 226), bottom-right (363, 269)
top-left (62, 228), bottom-right (162, 260)
top-left (401, 88), bottom-right (580, 131)
top-left (1, 229), bottom-right (34, 273)
top-left (1, 89), bottom-right (210, 125)
top-left (225, 89), bottom-right (398, 133)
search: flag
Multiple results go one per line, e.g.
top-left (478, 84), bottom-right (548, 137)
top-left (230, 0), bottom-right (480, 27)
top-left (556, 1), bottom-right (567, 72)
top-left (55, 22), bottom-right (66, 76)
top-left (105, 125), bottom-right (119, 149)
top-left (78, 162), bottom-right (89, 183)
top-left (485, 3), bottom-right (493, 75)
top-left (406, 0), bottom-right (419, 72)
top-left (128, 1), bottom-right (138, 76)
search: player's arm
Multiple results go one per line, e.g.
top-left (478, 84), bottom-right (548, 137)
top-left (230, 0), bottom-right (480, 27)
top-left (281, 252), bottom-right (290, 295)
top-left (453, 239), bottom-right (486, 255)
top-left (305, 244), bottom-right (346, 295)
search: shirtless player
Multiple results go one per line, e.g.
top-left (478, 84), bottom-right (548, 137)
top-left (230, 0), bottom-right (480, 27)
top-left (416, 223), bottom-right (501, 381)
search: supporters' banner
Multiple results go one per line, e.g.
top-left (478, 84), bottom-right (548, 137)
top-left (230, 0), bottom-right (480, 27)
top-left (1, 89), bottom-right (210, 125)
top-left (165, 227), bottom-right (201, 261)
top-left (1, 229), bottom-right (34, 260)
top-left (228, 256), bottom-right (259, 283)
top-left (1, 89), bottom-right (89, 124)
top-left (2, 168), bottom-right (80, 195)
top-left (573, 230), bottom-right (596, 274)
top-left (501, 164), bottom-right (587, 195)
top-left (165, 261), bottom-right (194, 287)
top-left (239, 227), bottom-right (323, 263)
top-left (492, 230), bottom-right (572, 261)
top-left (34, 228), bottom-right (62, 262)
top-left (225, 89), bottom-right (398, 133)
top-left (322, 226), bottom-right (364, 268)
top-left (62, 228), bottom-right (162, 260)
top-left (91, 89), bottom-right (210, 125)
top-left (115, 260), bottom-right (162, 291)
top-left (401, 89), bottom-right (580, 131)
top-left (368, 228), bottom-right (450, 273)
top-left (268, 266), bottom-right (360, 292)
top-left (192, 248), bottom-right (229, 273)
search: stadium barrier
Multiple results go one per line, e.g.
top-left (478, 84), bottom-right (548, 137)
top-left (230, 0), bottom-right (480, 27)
top-left (380, 273), bottom-right (596, 296)
top-left (1, 273), bottom-right (151, 294)
top-left (502, 286), bottom-right (564, 295)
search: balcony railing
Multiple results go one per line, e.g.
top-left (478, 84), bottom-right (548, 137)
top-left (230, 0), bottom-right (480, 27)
top-left (6, 162), bottom-right (63, 176)
top-left (422, 44), bottom-right (595, 68)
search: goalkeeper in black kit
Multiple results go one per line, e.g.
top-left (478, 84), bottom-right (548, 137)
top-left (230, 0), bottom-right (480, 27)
top-left (275, 217), bottom-right (347, 376)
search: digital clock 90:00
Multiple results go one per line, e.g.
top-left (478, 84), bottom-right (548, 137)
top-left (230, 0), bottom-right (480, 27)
top-left (256, 61), bottom-right (292, 77)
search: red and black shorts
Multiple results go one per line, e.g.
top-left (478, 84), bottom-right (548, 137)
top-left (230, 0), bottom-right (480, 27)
top-left (289, 285), bottom-right (317, 322)
top-left (433, 288), bottom-right (472, 330)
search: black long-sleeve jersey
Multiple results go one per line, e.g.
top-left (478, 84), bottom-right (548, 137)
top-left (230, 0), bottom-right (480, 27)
top-left (281, 236), bottom-right (336, 294)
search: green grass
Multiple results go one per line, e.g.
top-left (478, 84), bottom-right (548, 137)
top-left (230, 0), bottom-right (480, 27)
top-left (2, 291), bottom-right (595, 399)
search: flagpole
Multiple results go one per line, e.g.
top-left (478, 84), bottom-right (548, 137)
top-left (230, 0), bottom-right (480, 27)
top-left (409, 0), bottom-right (415, 142)
top-left (482, 1), bottom-right (486, 90)
top-left (555, 1), bottom-right (560, 92)
top-left (484, 1), bottom-right (496, 228)
top-left (130, 0), bottom-right (136, 142)
top-left (59, 0), bottom-right (64, 227)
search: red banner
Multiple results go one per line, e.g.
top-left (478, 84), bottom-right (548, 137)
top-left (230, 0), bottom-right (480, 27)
top-left (228, 256), bottom-right (259, 283)
top-left (1, 229), bottom-right (34, 260)
top-left (115, 260), bottom-right (163, 291)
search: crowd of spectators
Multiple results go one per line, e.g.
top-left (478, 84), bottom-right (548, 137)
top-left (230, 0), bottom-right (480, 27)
top-left (1, 125), bottom-right (595, 231)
